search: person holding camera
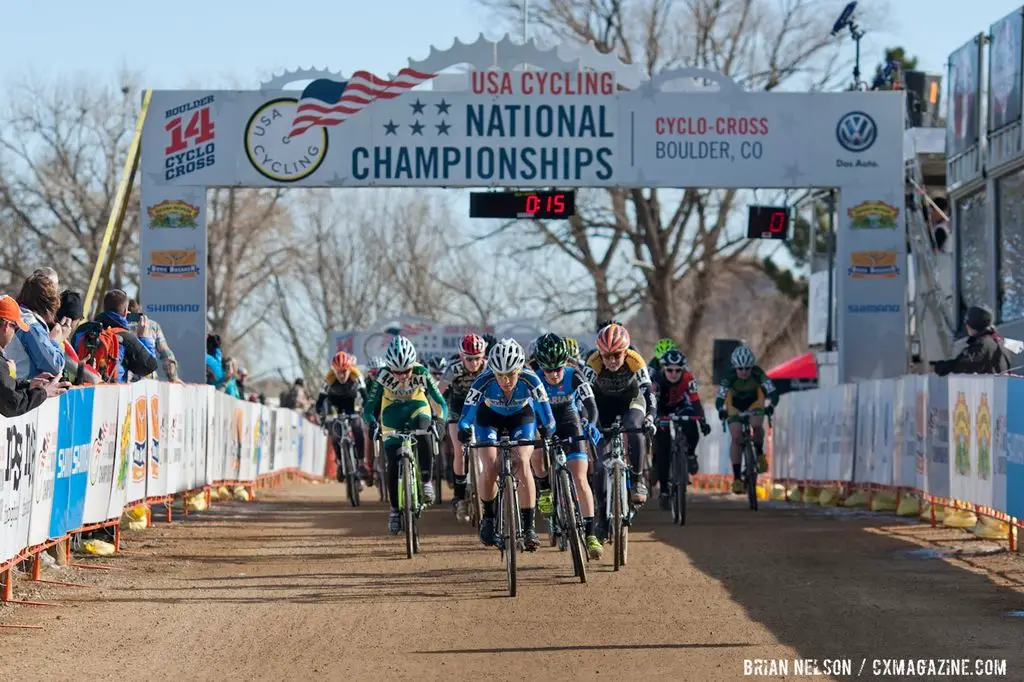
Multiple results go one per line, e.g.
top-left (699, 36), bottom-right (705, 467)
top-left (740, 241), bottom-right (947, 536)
top-left (70, 289), bottom-right (157, 384)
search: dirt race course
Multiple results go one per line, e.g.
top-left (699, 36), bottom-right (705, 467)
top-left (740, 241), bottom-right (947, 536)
top-left (3, 480), bottom-right (1024, 681)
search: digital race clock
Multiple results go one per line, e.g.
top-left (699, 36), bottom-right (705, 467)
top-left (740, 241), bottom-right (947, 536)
top-left (746, 205), bottom-right (790, 240)
top-left (469, 190), bottom-right (577, 219)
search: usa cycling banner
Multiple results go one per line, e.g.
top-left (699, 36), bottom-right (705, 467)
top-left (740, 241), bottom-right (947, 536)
top-left (138, 36), bottom-right (905, 385)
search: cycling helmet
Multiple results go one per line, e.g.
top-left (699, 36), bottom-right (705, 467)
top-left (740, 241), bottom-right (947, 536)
top-left (653, 338), bottom-right (677, 358)
top-left (534, 333), bottom-right (569, 369)
top-left (481, 333), bottom-right (498, 354)
top-left (427, 354), bottom-right (448, 374)
top-left (730, 345), bottom-right (755, 370)
top-left (596, 323), bottom-right (631, 354)
top-left (563, 336), bottom-right (581, 359)
top-left (661, 348), bottom-right (687, 369)
top-left (488, 338), bottom-right (526, 374)
top-left (460, 333), bottom-right (486, 357)
top-left (385, 335), bottom-right (417, 371)
top-left (331, 351), bottom-right (354, 375)
top-left (368, 356), bottom-right (385, 370)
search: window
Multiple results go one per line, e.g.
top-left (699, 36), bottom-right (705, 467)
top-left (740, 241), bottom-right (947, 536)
top-left (997, 169), bottom-right (1024, 322)
top-left (956, 189), bottom-right (989, 324)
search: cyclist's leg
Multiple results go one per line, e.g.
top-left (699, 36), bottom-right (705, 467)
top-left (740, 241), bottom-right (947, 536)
top-left (510, 415), bottom-right (539, 548)
top-left (349, 413), bottom-right (366, 465)
top-left (727, 408), bottom-right (745, 493)
top-left (474, 408), bottom-right (502, 545)
top-left (383, 435), bottom-right (402, 531)
top-left (622, 401), bottom-right (649, 503)
top-left (680, 419), bottom-right (700, 475)
top-left (749, 412), bottom-right (767, 472)
top-left (409, 411), bottom-right (435, 502)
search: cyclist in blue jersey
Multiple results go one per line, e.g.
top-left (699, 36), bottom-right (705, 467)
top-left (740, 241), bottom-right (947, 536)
top-left (531, 333), bottom-right (603, 559)
top-left (457, 338), bottom-right (556, 551)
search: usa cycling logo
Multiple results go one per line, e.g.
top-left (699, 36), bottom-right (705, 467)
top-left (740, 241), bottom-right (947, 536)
top-left (836, 111), bottom-right (877, 153)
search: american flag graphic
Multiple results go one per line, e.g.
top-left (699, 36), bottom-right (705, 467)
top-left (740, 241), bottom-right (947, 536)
top-left (288, 68), bottom-right (436, 138)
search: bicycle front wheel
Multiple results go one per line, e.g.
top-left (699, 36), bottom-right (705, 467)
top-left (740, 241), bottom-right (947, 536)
top-left (504, 474), bottom-right (518, 597)
top-left (468, 448), bottom-right (481, 528)
top-left (403, 459), bottom-right (415, 558)
top-left (744, 442), bottom-right (758, 511)
top-left (559, 469), bottom-right (586, 583)
top-left (612, 465), bottom-right (623, 572)
top-left (676, 442), bottom-right (687, 526)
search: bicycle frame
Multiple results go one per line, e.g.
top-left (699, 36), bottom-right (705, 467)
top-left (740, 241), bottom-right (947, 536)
top-left (660, 413), bottom-right (701, 525)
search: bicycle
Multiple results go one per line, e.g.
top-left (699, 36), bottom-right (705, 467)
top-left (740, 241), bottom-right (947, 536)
top-left (430, 419), bottom-right (446, 504)
top-left (371, 435), bottom-right (387, 503)
top-left (328, 413), bottom-right (362, 507)
top-left (598, 419), bottom-right (648, 572)
top-left (471, 436), bottom-right (543, 598)
top-left (660, 413), bottom-right (702, 526)
top-left (723, 411), bottom-right (772, 511)
top-left (542, 434), bottom-right (589, 583)
top-left (389, 428), bottom-right (434, 558)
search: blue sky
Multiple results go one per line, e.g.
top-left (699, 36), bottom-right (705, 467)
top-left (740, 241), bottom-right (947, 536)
top-left (3, 0), bottom-right (1021, 91)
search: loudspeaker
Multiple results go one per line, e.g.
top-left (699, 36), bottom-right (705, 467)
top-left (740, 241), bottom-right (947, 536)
top-left (904, 71), bottom-right (942, 128)
top-left (712, 338), bottom-right (744, 386)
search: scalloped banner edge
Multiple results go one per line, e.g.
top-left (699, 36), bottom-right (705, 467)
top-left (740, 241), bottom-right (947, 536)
top-left (260, 67), bottom-right (351, 91)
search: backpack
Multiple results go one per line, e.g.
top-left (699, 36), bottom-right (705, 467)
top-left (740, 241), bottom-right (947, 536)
top-left (74, 322), bottom-right (123, 383)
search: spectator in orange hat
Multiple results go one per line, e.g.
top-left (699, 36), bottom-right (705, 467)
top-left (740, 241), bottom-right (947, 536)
top-left (0, 294), bottom-right (68, 417)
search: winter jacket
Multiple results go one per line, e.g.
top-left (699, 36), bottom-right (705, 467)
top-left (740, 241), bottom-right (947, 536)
top-left (4, 305), bottom-right (65, 380)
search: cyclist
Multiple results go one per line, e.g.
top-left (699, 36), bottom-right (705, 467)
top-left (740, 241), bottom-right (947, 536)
top-left (426, 354), bottom-right (448, 383)
top-left (582, 322), bottom-right (656, 506)
top-left (563, 337), bottom-right (584, 366)
top-left (441, 333), bottom-right (488, 523)
top-left (652, 348), bottom-right (711, 508)
top-left (316, 351), bottom-right (368, 482)
top-left (531, 333), bottom-right (603, 559)
top-left (364, 336), bottom-right (448, 533)
top-left (715, 345), bottom-right (778, 494)
top-left (481, 333), bottom-right (498, 356)
top-left (457, 339), bottom-right (555, 551)
top-left (647, 338), bottom-right (678, 377)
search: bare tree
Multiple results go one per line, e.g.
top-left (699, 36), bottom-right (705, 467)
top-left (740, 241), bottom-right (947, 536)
top-left (480, 0), bottom-right (878, 352)
top-left (205, 187), bottom-right (292, 353)
top-left (0, 73), bottom-right (142, 293)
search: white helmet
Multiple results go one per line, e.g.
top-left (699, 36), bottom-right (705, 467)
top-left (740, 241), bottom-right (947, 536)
top-left (730, 345), bottom-right (755, 369)
top-left (385, 336), bottom-right (417, 371)
top-left (488, 338), bottom-right (526, 374)
top-left (368, 356), bottom-right (385, 370)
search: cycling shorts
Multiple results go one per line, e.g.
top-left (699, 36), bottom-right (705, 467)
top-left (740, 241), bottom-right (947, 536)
top-left (594, 392), bottom-right (645, 427)
top-left (725, 387), bottom-right (765, 423)
top-left (555, 418), bottom-right (588, 462)
top-left (473, 404), bottom-right (537, 443)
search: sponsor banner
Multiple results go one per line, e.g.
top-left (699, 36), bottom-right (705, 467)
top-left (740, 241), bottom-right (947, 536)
top-left (49, 389), bottom-right (93, 539)
top-left (1, 407), bottom-right (40, 563)
top-left (948, 376), bottom-right (996, 509)
top-left (82, 386), bottom-right (119, 525)
top-left (127, 382), bottom-right (150, 504)
top-left (140, 184), bottom-right (207, 384)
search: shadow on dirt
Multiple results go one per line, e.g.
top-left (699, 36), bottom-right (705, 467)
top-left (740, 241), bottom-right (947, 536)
top-left (640, 492), bottom-right (1024, 666)
top-left (414, 642), bottom-right (752, 654)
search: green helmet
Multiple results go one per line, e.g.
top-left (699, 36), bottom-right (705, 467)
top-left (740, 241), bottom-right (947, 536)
top-left (563, 336), bottom-right (581, 359)
top-left (534, 333), bottom-right (570, 369)
top-left (654, 338), bottom-right (678, 358)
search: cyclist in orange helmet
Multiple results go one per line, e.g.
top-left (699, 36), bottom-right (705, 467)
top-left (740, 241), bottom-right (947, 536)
top-left (317, 351), bottom-right (368, 481)
top-left (582, 322), bottom-right (656, 512)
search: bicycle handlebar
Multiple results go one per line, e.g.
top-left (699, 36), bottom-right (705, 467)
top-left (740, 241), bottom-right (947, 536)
top-left (659, 413), bottom-right (703, 422)
top-left (469, 438), bottom-right (546, 449)
top-left (382, 428), bottom-right (434, 440)
top-left (599, 424), bottom-right (647, 436)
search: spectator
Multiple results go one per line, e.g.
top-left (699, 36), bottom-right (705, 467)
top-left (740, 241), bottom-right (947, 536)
top-left (127, 298), bottom-right (180, 382)
top-left (236, 366), bottom-right (248, 396)
top-left (4, 270), bottom-right (67, 380)
top-left (223, 357), bottom-right (242, 398)
top-left (928, 196), bottom-right (950, 253)
top-left (72, 289), bottom-right (158, 383)
top-left (932, 305), bottom-right (1011, 376)
top-left (206, 333), bottom-right (228, 389)
top-left (55, 290), bottom-right (101, 385)
top-left (279, 378), bottom-right (310, 410)
top-left (0, 295), bottom-right (67, 417)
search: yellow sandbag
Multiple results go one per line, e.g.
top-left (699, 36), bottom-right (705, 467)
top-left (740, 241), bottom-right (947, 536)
top-left (756, 484), bottom-right (769, 501)
top-left (785, 485), bottom-right (802, 502)
top-left (818, 486), bottom-right (842, 507)
top-left (896, 493), bottom-right (921, 517)
top-left (971, 517), bottom-right (1010, 540)
top-left (120, 508), bottom-right (147, 531)
top-left (770, 483), bottom-right (787, 501)
top-left (232, 486), bottom-right (251, 501)
top-left (919, 499), bottom-right (945, 522)
top-left (802, 486), bottom-right (821, 504)
top-left (217, 485), bottom-right (231, 498)
top-left (943, 508), bottom-right (977, 528)
top-left (843, 489), bottom-right (871, 508)
top-left (870, 490), bottom-right (899, 512)
top-left (186, 493), bottom-right (208, 512)
top-left (208, 487), bottom-right (221, 500)
top-left (82, 539), bottom-right (116, 555)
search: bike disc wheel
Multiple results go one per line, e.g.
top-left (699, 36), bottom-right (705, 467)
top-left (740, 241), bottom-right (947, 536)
top-left (612, 466), bottom-right (623, 572)
top-left (403, 461), bottom-right (415, 558)
top-left (504, 475), bottom-right (518, 597)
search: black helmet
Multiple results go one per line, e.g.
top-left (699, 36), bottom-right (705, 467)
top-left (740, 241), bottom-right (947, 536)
top-left (534, 333), bottom-right (570, 369)
top-left (427, 354), bottom-right (448, 374)
top-left (661, 349), bottom-right (688, 368)
top-left (481, 333), bottom-right (498, 353)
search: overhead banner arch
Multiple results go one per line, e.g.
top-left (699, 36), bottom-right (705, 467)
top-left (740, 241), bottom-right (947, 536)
top-left (139, 35), bottom-right (905, 385)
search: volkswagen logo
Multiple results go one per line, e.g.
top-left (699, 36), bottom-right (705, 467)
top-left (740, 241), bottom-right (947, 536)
top-left (836, 111), bottom-right (877, 153)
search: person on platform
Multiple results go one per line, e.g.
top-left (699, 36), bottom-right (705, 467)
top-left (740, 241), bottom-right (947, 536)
top-left (932, 305), bottom-right (1011, 376)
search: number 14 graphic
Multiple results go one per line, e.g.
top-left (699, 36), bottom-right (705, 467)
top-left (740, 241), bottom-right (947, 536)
top-left (164, 107), bottom-right (215, 155)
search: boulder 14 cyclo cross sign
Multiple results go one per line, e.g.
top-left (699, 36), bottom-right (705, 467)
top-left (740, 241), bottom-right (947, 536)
top-left (138, 35), bottom-right (905, 385)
